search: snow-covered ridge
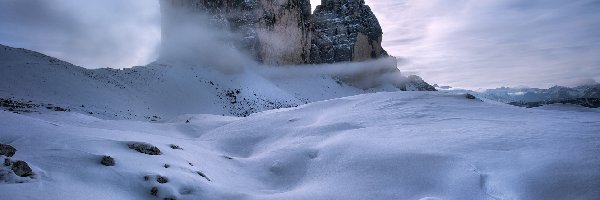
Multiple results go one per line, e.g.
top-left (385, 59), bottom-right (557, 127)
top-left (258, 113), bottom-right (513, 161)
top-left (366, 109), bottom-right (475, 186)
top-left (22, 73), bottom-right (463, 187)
top-left (436, 84), bottom-right (600, 108)
top-left (480, 85), bottom-right (600, 103)
top-left (0, 44), bottom-right (398, 119)
top-left (0, 44), bottom-right (437, 120)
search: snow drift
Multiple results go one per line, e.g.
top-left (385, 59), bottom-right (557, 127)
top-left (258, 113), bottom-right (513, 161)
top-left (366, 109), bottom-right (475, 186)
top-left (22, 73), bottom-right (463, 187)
top-left (1, 91), bottom-right (599, 199)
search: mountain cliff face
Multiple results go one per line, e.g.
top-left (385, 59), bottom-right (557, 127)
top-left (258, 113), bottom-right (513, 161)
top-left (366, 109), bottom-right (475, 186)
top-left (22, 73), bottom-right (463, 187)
top-left (310, 0), bottom-right (388, 64)
top-left (160, 0), bottom-right (312, 66)
top-left (160, 0), bottom-right (387, 65)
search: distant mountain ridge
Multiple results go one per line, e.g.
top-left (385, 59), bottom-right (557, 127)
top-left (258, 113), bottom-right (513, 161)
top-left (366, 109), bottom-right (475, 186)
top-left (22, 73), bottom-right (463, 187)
top-left (438, 84), bottom-right (600, 108)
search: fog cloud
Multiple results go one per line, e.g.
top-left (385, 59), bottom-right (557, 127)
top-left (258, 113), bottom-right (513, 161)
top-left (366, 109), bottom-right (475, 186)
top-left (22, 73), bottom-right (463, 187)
top-left (158, 5), bottom-right (407, 88)
top-left (158, 10), bottom-right (255, 74)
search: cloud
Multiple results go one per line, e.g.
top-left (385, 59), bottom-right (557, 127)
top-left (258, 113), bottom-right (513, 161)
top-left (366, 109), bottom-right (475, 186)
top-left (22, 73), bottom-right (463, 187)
top-left (157, 4), bottom-right (408, 89)
top-left (0, 0), bottom-right (161, 68)
top-left (157, 8), bottom-right (255, 74)
top-left (366, 0), bottom-right (600, 89)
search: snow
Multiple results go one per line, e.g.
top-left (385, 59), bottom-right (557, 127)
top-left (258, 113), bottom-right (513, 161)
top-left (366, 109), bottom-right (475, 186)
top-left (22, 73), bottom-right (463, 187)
top-left (1, 44), bottom-right (600, 199)
top-left (0, 44), bottom-right (366, 119)
top-left (1, 92), bottom-right (599, 199)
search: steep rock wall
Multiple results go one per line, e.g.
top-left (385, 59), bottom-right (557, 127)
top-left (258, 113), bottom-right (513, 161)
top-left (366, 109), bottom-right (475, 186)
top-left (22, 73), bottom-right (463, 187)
top-left (310, 0), bottom-right (388, 64)
top-left (160, 0), bottom-right (312, 65)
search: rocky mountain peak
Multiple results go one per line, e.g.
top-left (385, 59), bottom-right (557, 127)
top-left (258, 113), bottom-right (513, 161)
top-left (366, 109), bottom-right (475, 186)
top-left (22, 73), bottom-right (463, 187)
top-left (160, 0), bottom-right (388, 65)
top-left (310, 0), bottom-right (387, 64)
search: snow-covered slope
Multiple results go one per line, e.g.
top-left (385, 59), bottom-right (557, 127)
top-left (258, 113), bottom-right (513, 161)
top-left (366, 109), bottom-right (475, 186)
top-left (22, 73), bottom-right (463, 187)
top-left (0, 44), bottom-right (374, 119)
top-left (1, 92), bottom-right (599, 199)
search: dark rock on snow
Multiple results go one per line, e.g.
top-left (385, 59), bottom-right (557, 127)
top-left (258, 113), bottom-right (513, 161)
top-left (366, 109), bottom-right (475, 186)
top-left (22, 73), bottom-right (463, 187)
top-left (150, 186), bottom-right (159, 196)
top-left (0, 144), bottom-right (17, 157)
top-left (196, 171), bottom-right (211, 181)
top-left (101, 155), bottom-right (115, 166)
top-left (157, 175), bottom-right (169, 184)
top-left (11, 160), bottom-right (33, 177)
top-left (128, 142), bottom-right (162, 155)
top-left (466, 93), bottom-right (477, 100)
top-left (169, 144), bottom-right (182, 150)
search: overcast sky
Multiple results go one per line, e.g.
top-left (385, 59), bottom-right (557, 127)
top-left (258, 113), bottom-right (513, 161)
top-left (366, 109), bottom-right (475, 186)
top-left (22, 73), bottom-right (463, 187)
top-left (1, 0), bottom-right (598, 89)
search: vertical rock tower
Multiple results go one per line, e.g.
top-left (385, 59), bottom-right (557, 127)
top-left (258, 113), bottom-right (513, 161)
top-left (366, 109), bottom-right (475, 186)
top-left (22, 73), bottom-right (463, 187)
top-left (310, 0), bottom-right (388, 64)
top-left (159, 0), bottom-right (387, 65)
top-left (160, 0), bottom-right (312, 65)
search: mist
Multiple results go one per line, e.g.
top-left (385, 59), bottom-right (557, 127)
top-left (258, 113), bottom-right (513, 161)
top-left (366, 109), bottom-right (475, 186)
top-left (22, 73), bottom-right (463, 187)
top-left (158, 10), bottom-right (255, 74)
top-left (157, 6), bottom-right (409, 89)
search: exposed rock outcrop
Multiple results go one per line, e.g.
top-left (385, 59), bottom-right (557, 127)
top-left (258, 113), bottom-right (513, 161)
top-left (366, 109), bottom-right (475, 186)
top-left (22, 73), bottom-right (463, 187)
top-left (100, 155), bottom-right (115, 166)
top-left (127, 142), bottom-right (162, 155)
top-left (11, 161), bottom-right (33, 177)
top-left (158, 0), bottom-right (434, 90)
top-left (159, 0), bottom-right (387, 65)
top-left (310, 0), bottom-right (388, 64)
top-left (398, 75), bottom-right (437, 91)
top-left (160, 0), bottom-right (312, 65)
top-left (0, 144), bottom-right (16, 157)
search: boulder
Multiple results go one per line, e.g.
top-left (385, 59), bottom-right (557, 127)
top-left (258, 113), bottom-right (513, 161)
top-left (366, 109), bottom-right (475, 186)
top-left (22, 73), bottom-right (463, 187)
top-left (157, 175), bottom-right (169, 184)
top-left (128, 142), bottom-right (162, 155)
top-left (150, 186), bottom-right (159, 196)
top-left (0, 144), bottom-right (16, 157)
top-left (100, 155), bottom-right (115, 166)
top-left (11, 160), bottom-right (33, 177)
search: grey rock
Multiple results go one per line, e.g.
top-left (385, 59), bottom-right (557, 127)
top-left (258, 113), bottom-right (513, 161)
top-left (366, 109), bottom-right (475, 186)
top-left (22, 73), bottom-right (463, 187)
top-left (128, 142), bottom-right (162, 155)
top-left (150, 186), bottom-right (159, 196)
top-left (100, 155), bottom-right (115, 166)
top-left (11, 160), bottom-right (33, 177)
top-left (0, 144), bottom-right (16, 157)
top-left (310, 0), bottom-right (388, 64)
top-left (169, 144), bottom-right (182, 150)
top-left (4, 158), bottom-right (11, 166)
top-left (160, 0), bottom-right (312, 65)
top-left (160, 0), bottom-right (387, 65)
top-left (157, 175), bottom-right (169, 184)
top-left (196, 171), bottom-right (211, 181)
top-left (466, 93), bottom-right (477, 100)
top-left (397, 75), bottom-right (437, 91)
top-left (158, 0), bottom-right (435, 90)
